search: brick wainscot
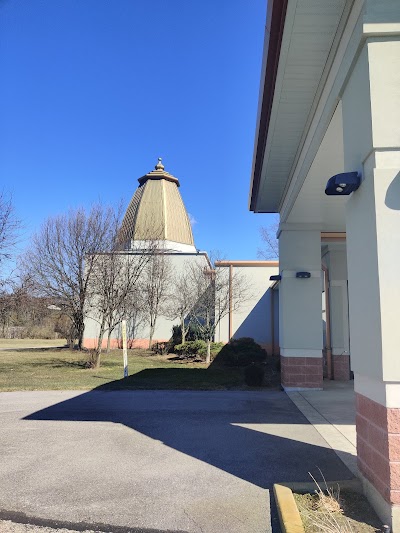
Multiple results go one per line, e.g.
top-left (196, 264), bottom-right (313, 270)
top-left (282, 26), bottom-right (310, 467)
top-left (281, 356), bottom-right (323, 390)
top-left (356, 393), bottom-right (400, 505)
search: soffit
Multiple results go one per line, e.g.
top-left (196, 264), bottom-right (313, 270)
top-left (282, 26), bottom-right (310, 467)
top-left (285, 102), bottom-right (348, 231)
top-left (252, 0), bottom-right (348, 213)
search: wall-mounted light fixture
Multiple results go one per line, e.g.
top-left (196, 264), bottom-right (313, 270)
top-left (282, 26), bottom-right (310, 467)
top-left (269, 275), bottom-right (281, 281)
top-left (296, 272), bottom-right (311, 279)
top-left (325, 172), bottom-right (361, 196)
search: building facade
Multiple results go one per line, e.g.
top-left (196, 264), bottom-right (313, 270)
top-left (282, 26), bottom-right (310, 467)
top-left (84, 161), bottom-right (281, 352)
top-left (249, 0), bottom-right (400, 528)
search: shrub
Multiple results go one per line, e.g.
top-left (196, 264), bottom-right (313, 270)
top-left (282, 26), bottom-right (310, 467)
top-left (215, 337), bottom-right (267, 367)
top-left (174, 340), bottom-right (207, 357)
top-left (151, 341), bottom-right (172, 355)
top-left (173, 340), bottom-right (224, 361)
top-left (210, 342), bottom-right (224, 357)
top-left (188, 339), bottom-right (208, 355)
top-left (26, 325), bottom-right (58, 339)
top-left (171, 323), bottom-right (208, 345)
top-left (244, 364), bottom-right (265, 387)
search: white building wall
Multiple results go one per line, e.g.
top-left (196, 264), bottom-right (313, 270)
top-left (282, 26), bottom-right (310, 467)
top-left (215, 263), bottom-right (279, 353)
top-left (279, 229), bottom-right (323, 355)
top-left (84, 252), bottom-right (209, 348)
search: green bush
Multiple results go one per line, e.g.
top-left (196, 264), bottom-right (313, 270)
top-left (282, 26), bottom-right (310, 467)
top-left (174, 340), bottom-right (207, 356)
top-left (215, 337), bottom-right (267, 367)
top-left (173, 340), bottom-right (224, 361)
top-left (244, 364), bottom-right (265, 386)
top-left (171, 323), bottom-right (208, 345)
top-left (207, 342), bottom-right (224, 358)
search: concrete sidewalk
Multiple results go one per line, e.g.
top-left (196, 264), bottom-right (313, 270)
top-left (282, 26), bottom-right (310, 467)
top-left (287, 380), bottom-right (358, 478)
top-left (0, 389), bottom-right (355, 533)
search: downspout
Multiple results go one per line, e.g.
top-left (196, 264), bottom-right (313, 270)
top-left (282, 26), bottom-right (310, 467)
top-left (228, 265), bottom-right (233, 340)
top-left (271, 288), bottom-right (275, 356)
top-left (322, 264), bottom-right (332, 380)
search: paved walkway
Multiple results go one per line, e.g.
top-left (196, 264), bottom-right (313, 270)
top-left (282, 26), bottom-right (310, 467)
top-left (0, 390), bottom-right (354, 533)
top-left (287, 380), bottom-right (358, 478)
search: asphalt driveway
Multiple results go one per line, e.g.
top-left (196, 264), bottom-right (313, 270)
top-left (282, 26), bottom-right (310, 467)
top-left (0, 390), bottom-right (354, 532)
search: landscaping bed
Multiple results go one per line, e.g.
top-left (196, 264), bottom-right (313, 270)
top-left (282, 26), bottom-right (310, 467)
top-left (293, 490), bottom-right (383, 532)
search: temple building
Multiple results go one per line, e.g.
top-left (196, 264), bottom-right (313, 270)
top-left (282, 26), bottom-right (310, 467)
top-left (83, 159), bottom-right (278, 350)
top-left (118, 158), bottom-right (196, 253)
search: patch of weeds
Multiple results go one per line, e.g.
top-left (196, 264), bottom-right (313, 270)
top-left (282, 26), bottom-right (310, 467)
top-left (294, 473), bottom-right (383, 533)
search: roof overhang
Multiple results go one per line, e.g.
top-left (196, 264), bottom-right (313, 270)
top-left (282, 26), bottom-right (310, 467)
top-left (249, 0), bottom-right (351, 214)
top-left (215, 260), bottom-right (279, 268)
top-left (249, 0), bottom-right (288, 212)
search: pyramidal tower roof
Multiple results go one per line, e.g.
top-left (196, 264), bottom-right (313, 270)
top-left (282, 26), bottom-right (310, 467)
top-left (119, 159), bottom-right (196, 252)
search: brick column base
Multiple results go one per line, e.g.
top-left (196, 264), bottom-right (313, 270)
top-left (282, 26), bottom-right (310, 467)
top-left (356, 393), bottom-right (400, 505)
top-left (333, 354), bottom-right (350, 381)
top-left (280, 356), bottom-right (323, 390)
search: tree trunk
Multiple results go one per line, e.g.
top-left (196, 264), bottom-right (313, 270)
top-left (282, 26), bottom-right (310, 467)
top-left (74, 312), bottom-right (85, 350)
top-left (148, 323), bottom-right (155, 350)
top-left (106, 331), bottom-right (111, 353)
top-left (205, 339), bottom-right (211, 365)
top-left (94, 319), bottom-right (106, 369)
top-left (181, 317), bottom-right (186, 345)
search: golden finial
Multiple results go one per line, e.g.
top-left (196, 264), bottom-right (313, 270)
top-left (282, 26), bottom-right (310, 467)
top-left (155, 157), bottom-right (164, 170)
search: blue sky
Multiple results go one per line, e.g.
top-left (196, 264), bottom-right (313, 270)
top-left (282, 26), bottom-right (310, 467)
top-left (0, 0), bottom-right (275, 261)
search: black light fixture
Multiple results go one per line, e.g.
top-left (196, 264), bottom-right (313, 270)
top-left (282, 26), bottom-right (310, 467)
top-left (325, 172), bottom-right (361, 196)
top-left (269, 275), bottom-right (281, 281)
top-left (296, 272), bottom-right (311, 279)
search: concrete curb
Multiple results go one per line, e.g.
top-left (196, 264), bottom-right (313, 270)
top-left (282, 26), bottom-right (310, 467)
top-left (273, 484), bottom-right (305, 533)
top-left (278, 478), bottom-right (362, 493)
top-left (273, 479), bottom-right (362, 533)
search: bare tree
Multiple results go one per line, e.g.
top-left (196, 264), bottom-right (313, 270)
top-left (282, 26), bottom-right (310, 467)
top-left (141, 253), bottom-right (172, 349)
top-left (22, 205), bottom-right (115, 349)
top-left (188, 260), bottom-right (251, 364)
top-left (0, 192), bottom-right (21, 267)
top-left (0, 281), bottom-right (13, 338)
top-left (124, 297), bottom-right (147, 348)
top-left (258, 216), bottom-right (279, 259)
top-left (87, 251), bottom-right (152, 367)
top-left (164, 263), bottom-right (197, 345)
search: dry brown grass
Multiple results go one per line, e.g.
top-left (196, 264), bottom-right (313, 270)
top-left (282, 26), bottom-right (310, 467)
top-left (294, 471), bottom-right (382, 533)
top-left (0, 339), bottom-right (66, 350)
top-left (301, 473), bottom-right (353, 532)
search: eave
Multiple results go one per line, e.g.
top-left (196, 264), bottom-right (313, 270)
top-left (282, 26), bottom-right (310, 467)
top-left (249, 0), bottom-right (288, 213)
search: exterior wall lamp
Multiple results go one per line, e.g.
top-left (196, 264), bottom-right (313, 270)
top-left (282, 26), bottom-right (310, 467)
top-left (270, 275), bottom-right (281, 281)
top-left (325, 172), bottom-right (361, 195)
top-left (296, 272), bottom-right (311, 279)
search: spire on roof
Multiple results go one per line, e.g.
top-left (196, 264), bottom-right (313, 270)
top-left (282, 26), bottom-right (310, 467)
top-left (155, 157), bottom-right (164, 170)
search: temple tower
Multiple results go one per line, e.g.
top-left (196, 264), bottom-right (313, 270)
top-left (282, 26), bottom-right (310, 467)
top-left (119, 158), bottom-right (196, 253)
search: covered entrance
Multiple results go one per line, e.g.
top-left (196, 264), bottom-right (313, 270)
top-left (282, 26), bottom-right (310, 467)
top-left (249, 0), bottom-right (400, 529)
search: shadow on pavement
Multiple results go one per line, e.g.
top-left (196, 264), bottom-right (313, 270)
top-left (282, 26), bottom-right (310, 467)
top-left (24, 377), bottom-right (355, 491)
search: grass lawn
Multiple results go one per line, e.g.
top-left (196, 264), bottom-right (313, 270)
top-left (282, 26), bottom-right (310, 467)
top-left (0, 340), bottom-right (251, 392)
top-left (0, 338), bottom-right (67, 350)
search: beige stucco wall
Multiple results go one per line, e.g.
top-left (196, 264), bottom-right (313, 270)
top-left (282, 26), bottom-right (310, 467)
top-left (279, 229), bottom-right (323, 356)
top-left (84, 252), bottom-right (209, 347)
top-left (344, 37), bottom-right (400, 381)
top-left (323, 248), bottom-right (350, 358)
top-left (215, 264), bottom-right (279, 353)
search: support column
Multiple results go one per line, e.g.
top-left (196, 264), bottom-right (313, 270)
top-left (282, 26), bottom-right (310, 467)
top-left (278, 227), bottom-right (323, 390)
top-left (324, 249), bottom-right (350, 380)
top-left (342, 22), bottom-right (400, 529)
